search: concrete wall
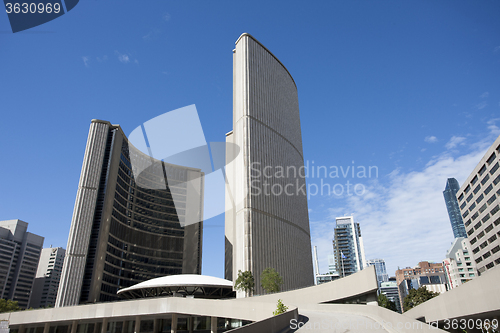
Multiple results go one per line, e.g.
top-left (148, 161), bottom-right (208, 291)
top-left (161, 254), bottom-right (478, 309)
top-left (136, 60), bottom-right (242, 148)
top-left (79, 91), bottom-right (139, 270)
top-left (227, 32), bottom-right (314, 295)
top-left (405, 265), bottom-right (500, 324)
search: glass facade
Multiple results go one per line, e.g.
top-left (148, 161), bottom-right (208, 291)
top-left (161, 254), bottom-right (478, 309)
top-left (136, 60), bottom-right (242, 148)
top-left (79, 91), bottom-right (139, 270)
top-left (333, 217), bottom-right (366, 277)
top-left (443, 178), bottom-right (467, 238)
top-left (366, 258), bottom-right (389, 287)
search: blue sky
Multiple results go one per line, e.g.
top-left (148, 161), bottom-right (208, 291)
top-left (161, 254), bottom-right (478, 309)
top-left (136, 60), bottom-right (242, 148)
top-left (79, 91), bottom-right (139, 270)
top-left (1, 1), bottom-right (499, 279)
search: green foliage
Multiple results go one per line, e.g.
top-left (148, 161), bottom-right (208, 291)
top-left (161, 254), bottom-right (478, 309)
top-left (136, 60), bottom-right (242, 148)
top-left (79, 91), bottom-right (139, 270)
top-left (403, 287), bottom-right (439, 312)
top-left (273, 299), bottom-right (288, 316)
top-left (377, 293), bottom-right (398, 312)
top-left (0, 299), bottom-right (20, 313)
top-left (234, 270), bottom-right (255, 296)
top-left (260, 267), bottom-right (283, 294)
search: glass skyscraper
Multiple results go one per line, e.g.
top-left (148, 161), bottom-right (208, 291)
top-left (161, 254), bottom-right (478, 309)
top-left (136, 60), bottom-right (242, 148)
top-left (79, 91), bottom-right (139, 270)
top-left (332, 216), bottom-right (366, 277)
top-left (366, 258), bottom-right (389, 287)
top-left (443, 178), bottom-right (467, 238)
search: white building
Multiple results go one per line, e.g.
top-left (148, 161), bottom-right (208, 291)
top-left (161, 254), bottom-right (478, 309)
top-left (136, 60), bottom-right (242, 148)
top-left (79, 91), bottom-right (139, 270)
top-left (442, 237), bottom-right (477, 290)
top-left (29, 247), bottom-right (66, 308)
top-left (332, 216), bottom-right (366, 277)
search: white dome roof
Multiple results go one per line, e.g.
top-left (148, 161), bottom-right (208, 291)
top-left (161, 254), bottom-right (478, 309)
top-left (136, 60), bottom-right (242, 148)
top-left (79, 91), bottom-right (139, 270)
top-left (117, 274), bottom-right (233, 295)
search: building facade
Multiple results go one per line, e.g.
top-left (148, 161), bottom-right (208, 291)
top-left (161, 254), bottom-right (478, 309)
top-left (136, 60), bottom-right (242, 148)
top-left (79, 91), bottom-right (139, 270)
top-left (225, 33), bottom-right (314, 295)
top-left (0, 220), bottom-right (44, 309)
top-left (29, 247), bottom-right (66, 308)
top-left (443, 178), bottom-right (467, 238)
top-left (332, 216), bottom-right (366, 277)
top-left (395, 261), bottom-right (446, 312)
top-left (379, 281), bottom-right (401, 313)
top-left (56, 120), bottom-right (204, 307)
top-left (442, 237), bottom-right (477, 290)
top-left (456, 135), bottom-right (500, 275)
top-left (366, 258), bottom-right (389, 287)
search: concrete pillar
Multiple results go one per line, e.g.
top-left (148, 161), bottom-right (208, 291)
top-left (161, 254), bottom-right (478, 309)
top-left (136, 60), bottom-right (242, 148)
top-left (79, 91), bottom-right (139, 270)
top-left (153, 319), bottom-right (158, 333)
top-left (71, 321), bottom-right (78, 333)
top-left (134, 316), bottom-right (141, 333)
top-left (42, 323), bottom-right (50, 333)
top-left (170, 314), bottom-right (177, 333)
top-left (101, 318), bottom-right (108, 333)
top-left (187, 317), bottom-right (193, 333)
top-left (210, 317), bottom-right (217, 333)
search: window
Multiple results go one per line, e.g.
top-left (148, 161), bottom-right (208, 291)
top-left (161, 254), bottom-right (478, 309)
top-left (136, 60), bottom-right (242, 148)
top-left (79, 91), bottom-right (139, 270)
top-left (491, 245), bottom-right (500, 254)
top-left (471, 212), bottom-right (479, 220)
top-left (476, 257), bottom-right (483, 263)
top-left (469, 202), bottom-right (476, 211)
top-left (469, 273), bottom-right (475, 277)
top-left (458, 193), bottom-right (464, 202)
top-left (470, 237), bottom-right (477, 245)
top-left (479, 165), bottom-right (487, 176)
top-left (494, 174), bottom-right (500, 186)
top-left (465, 219), bottom-right (472, 227)
top-left (466, 262), bottom-right (471, 266)
top-left (490, 162), bottom-right (499, 175)
top-left (474, 221), bottom-right (482, 230)
top-left (483, 251), bottom-right (491, 259)
top-left (494, 217), bottom-right (500, 226)
top-left (464, 257), bottom-right (470, 261)
top-left (491, 205), bottom-right (500, 217)
top-left (485, 224), bottom-right (494, 233)
top-left (467, 193), bottom-right (474, 202)
top-left (459, 274), bottom-right (465, 278)
top-left (481, 174), bottom-right (490, 185)
top-left (476, 194), bottom-right (484, 204)
top-left (480, 241), bottom-right (488, 249)
top-left (473, 247), bottom-right (480, 254)
top-left (461, 201), bottom-right (467, 210)
top-left (487, 152), bottom-right (497, 165)
top-left (477, 231), bottom-right (485, 239)
top-left (458, 268), bottom-right (464, 272)
top-left (486, 262), bottom-right (494, 269)
top-left (467, 228), bottom-right (475, 236)
top-left (473, 185), bottom-right (481, 194)
top-left (465, 185), bottom-right (471, 194)
top-left (485, 184), bottom-right (493, 195)
top-left (472, 175), bottom-right (479, 185)
top-left (488, 234), bottom-right (497, 243)
top-left (479, 203), bottom-right (487, 213)
top-left (457, 262), bottom-right (463, 266)
top-left (463, 210), bottom-right (469, 218)
top-left (483, 214), bottom-right (491, 223)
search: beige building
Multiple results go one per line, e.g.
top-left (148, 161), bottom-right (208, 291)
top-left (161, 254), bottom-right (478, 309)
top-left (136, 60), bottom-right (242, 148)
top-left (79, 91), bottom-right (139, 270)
top-left (225, 33), bottom-right (314, 295)
top-left (456, 135), bottom-right (500, 275)
top-left (442, 237), bottom-right (477, 290)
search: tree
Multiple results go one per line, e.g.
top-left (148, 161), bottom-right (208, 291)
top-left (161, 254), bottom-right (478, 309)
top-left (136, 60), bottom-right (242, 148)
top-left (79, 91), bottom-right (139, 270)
top-left (260, 267), bottom-right (283, 294)
top-left (377, 293), bottom-right (398, 312)
top-left (403, 287), bottom-right (439, 312)
top-left (0, 299), bottom-right (20, 313)
top-left (273, 299), bottom-right (288, 316)
top-left (234, 270), bottom-right (254, 297)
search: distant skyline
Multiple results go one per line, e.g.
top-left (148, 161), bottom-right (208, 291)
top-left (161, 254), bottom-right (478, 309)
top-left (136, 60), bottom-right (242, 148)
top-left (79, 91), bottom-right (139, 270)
top-left (1, 1), bottom-right (499, 278)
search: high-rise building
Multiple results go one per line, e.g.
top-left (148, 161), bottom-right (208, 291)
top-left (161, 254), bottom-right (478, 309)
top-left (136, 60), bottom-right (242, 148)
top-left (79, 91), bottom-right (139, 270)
top-left (395, 261), bottom-right (446, 312)
top-left (29, 247), bottom-right (65, 308)
top-left (225, 33), bottom-right (314, 295)
top-left (443, 178), bottom-right (467, 238)
top-left (332, 216), bottom-right (366, 277)
top-left (56, 120), bottom-right (204, 307)
top-left (366, 258), bottom-right (389, 287)
top-left (0, 219), bottom-right (44, 309)
top-left (379, 280), bottom-right (401, 313)
top-left (442, 237), bottom-right (477, 290)
top-left (456, 135), bottom-right (500, 275)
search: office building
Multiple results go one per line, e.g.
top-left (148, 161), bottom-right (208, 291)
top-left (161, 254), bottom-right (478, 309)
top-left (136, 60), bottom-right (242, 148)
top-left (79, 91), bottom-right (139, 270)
top-left (366, 258), bottom-right (389, 287)
top-left (0, 219), bottom-right (44, 309)
top-left (395, 261), bottom-right (446, 312)
top-left (456, 135), bottom-right (500, 275)
top-left (442, 237), bottom-right (477, 290)
top-left (332, 216), bottom-right (366, 277)
top-left (443, 178), bottom-right (467, 238)
top-left (224, 33), bottom-right (314, 295)
top-left (56, 120), bottom-right (204, 307)
top-left (29, 247), bottom-right (65, 308)
top-left (379, 280), bottom-right (401, 313)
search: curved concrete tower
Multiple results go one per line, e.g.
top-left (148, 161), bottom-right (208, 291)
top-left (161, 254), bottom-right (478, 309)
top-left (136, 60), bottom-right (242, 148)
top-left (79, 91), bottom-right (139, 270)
top-left (225, 33), bottom-right (314, 295)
